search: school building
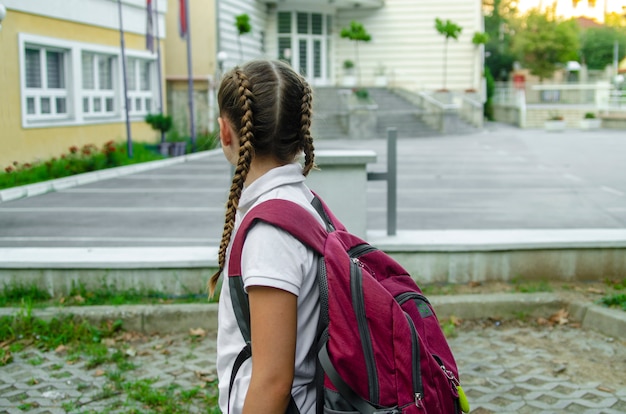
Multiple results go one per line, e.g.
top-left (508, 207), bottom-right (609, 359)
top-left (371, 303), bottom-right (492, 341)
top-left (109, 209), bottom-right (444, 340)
top-left (1, 0), bottom-right (483, 166)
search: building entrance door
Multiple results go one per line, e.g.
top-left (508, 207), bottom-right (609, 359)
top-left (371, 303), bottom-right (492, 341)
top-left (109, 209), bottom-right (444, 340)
top-left (278, 11), bottom-right (330, 86)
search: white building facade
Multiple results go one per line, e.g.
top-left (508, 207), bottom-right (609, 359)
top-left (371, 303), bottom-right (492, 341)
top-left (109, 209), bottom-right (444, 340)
top-left (216, 0), bottom-right (484, 93)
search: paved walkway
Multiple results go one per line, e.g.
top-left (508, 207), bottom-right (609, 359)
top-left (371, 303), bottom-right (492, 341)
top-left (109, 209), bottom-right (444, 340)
top-left (1, 124), bottom-right (626, 248)
top-left (1, 124), bottom-right (626, 412)
top-left (1, 323), bottom-right (625, 413)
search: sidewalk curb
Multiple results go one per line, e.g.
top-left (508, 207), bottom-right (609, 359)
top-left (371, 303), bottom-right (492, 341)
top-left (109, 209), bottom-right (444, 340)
top-left (0, 149), bottom-right (221, 203)
top-left (1, 293), bottom-right (624, 340)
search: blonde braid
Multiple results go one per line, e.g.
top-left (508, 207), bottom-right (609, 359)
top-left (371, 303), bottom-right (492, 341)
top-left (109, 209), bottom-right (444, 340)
top-left (208, 69), bottom-right (255, 297)
top-left (300, 80), bottom-right (316, 176)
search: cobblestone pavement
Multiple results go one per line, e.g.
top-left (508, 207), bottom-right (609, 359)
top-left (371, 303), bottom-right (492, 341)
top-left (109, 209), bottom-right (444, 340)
top-left (1, 324), bottom-right (625, 413)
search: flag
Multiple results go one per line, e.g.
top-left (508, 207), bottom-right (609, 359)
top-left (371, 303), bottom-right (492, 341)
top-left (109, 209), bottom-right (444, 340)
top-left (179, 0), bottom-right (188, 38)
top-left (146, 0), bottom-right (154, 52)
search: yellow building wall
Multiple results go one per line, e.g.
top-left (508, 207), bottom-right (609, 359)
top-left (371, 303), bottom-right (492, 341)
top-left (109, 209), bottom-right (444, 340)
top-left (165, 0), bottom-right (217, 79)
top-left (0, 10), bottom-right (166, 168)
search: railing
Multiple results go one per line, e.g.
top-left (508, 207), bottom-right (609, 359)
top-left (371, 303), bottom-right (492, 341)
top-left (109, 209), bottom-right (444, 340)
top-left (495, 82), bottom-right (624, 111)
top-left (460, 94), bottom-right (484, 128)
top-left (367, 128), bottom-right (397, 236)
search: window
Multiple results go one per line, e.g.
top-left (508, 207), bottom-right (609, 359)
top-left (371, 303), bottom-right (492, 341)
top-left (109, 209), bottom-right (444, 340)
top-left (82, 52), bottom-right (116, 117)
top-left (126, 58), bottom-right (154, 115)
top-left (23, 46), bottom-right (69, 120)
top-left (277, 11), bottom-right (330, 82)
top-left (20, 33), bottom-right (158, 127)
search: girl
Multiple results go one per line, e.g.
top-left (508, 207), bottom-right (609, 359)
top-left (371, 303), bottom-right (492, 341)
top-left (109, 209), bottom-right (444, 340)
top-left (210, 60), bottom-right (324, 413)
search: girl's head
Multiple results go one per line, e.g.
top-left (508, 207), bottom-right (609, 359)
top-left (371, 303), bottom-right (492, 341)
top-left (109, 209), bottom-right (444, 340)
top-left (209, 59), bottom-right (315, 296)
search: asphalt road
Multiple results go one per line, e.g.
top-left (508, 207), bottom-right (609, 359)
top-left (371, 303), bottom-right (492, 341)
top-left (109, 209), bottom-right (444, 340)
top-left (1, 123), bottom-right (625, 248)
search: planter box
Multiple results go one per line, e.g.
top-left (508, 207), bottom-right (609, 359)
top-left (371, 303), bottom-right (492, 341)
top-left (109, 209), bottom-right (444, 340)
top-left (342, 75), bottom-right (357, 87)
top-left (580, 119), bottom-right (601, 130)
top-left (545, 120), bottom-right (565, 132)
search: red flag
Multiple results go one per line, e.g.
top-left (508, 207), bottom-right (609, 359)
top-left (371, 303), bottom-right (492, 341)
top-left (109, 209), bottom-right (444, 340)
top-left (179, 0), bottom-right (188, 38)
top-left (146, 0), bottom-right (154, 52)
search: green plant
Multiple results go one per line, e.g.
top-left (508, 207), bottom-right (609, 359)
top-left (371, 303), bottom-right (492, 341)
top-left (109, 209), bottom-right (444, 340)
top-left (599, 293), bottom-right (626, 311)
top-left (435, 18), bottom-right (463, 90)
top-left (484, 66), bottom-right (495, 120)
top-left (235, 13), bottom-right (252, 61)
top-left (0, 282), bottom-right (51, 307)
top-left (548, 113), bottom-right (564, 121)
top-left (511, 278), bottom-right (553, 293)
top-left (584, 112), bottom-right (596, 119)
top-left (0, 142), bottom-right (164, 190)
top-left (353, 88), bottom-right (369, 100)
top-left (145, 113), bottom-right (173, 144)
top-left (343, 59), bottom-right (354, 70)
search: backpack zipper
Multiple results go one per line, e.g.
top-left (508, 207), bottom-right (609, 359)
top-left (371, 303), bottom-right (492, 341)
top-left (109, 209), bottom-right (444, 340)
top-left (351, 258), bottom-right (379, 404)
top-left (395, 292), bottom-right (430, 306)
top-left (405, 314), bottom-right (424, 409)
top-left (348, 244), bottom-right (377, 258)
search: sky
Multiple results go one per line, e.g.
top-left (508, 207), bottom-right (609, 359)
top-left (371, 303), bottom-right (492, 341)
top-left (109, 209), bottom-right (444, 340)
top-left (517, 0), bottom-right (626, 14)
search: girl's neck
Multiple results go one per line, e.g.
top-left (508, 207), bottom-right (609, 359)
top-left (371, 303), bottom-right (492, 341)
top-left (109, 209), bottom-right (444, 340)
top-left (245, 155), bottom-right (286, 186)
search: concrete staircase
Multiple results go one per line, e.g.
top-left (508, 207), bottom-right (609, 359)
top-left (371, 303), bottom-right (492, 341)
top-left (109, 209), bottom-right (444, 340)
top-left (368, 88), bottom-right (440, 138)
top-left (311, 87), bottom-right (443, 139)
top-left (311, 87), bottom-right (347, 139)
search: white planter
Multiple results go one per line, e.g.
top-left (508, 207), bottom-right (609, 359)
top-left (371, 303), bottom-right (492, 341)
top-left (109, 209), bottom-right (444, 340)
top-left (545, 120), bottom-right (565, 132)
top-left (579, 119), bottom-right (601, 130)
top-left (342, 75), bottom-right (357, 87)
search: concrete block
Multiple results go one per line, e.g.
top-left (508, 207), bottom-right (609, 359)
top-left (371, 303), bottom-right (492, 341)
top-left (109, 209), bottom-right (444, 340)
top-left (581, 304), bottom-right (626, 340)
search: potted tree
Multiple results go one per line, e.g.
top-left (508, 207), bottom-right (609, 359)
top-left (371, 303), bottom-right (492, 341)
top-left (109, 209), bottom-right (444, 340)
top-left (235, 13), bottom-right (252, 62)
top-left (340, 21), bottom-right (372, 85)
top-left (545, 113), bottom-right (566, 132)
top-left (145, 113), bottom-right (173, 155)
top-left (580, 112), bottom-right (601, 130)
top-left (435, 18), bottom-right (463, 92)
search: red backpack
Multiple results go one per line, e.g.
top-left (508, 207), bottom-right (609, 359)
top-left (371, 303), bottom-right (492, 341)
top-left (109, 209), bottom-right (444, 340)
top-left (228, 195), bottom-right (469, 414)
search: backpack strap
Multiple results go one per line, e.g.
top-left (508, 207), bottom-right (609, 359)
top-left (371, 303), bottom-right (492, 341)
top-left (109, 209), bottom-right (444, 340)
top-left (228, 198), bottom-right (328, 277)
top-left (310, 191), bottom-right (347, 233)
top-left (227, 197), bottom-right (330, 414)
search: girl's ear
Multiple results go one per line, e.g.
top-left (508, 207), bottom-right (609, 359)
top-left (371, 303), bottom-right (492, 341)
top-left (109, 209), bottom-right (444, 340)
top-left (218, 117), bottom-right (232, 146)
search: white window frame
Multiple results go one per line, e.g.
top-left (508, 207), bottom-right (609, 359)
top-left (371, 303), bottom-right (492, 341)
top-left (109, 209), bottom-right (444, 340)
top-left (22, 45), bottom-right (71, 123)
top-left (18, 33), bottom-right (158, 129)
top-left (276, 10), bottom-right (331, 86)
top-left (126, 57), bottom-right (156, 116)
top-left (82, 52), bottom-right (117, 119)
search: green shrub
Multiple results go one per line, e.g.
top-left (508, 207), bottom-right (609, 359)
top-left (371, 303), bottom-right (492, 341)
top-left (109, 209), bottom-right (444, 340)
top-left (0, 141), bottom-right (164, 190)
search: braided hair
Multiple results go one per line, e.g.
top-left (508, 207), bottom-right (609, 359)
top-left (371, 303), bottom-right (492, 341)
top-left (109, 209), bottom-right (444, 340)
top-left (208, 60), bottom-right (316, 296)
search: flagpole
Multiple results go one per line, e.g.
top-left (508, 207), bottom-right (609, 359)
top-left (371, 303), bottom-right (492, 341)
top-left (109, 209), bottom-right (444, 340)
top-left (153, 0), bottom-right (165, 144)
top-left (184, 0), bottom-right (196, 152)
top-left (117, 0), bottom-right (133, 158)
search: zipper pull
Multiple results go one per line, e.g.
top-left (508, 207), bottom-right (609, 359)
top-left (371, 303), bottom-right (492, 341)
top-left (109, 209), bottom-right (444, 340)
top-left (415, 392), bottom-right (423, 408)
top-left (456, 385), bottom-right (470, 413)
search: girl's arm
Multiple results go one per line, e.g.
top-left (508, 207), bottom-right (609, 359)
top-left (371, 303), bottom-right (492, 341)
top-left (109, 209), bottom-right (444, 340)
top-left (243, 285), bottom-right (298, 414)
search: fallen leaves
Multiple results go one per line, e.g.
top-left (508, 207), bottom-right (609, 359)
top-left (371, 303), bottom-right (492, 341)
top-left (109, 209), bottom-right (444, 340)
top-left (537, 308), bottom-right (572, 327)
top-left (189, 328), bottom-right (206, 338)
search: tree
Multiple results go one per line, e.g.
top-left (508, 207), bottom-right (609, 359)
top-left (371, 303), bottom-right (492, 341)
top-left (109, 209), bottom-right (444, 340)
top-left (340, 21), bottom-right (372, 84)
top-left (580, 26), bottom-right (626, 70)
top-left (483, 0), bottom-right (519, 81)
top-left (435, 18), bottom-right (463, 90)
top-left (235, 14), bottom-right (252, 62)
top-left (511, 8), bottom-right (579, 81)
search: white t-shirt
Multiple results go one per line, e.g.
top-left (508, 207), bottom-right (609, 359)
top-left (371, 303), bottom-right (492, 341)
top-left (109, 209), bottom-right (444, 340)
top-left (216, 163), bottom-right (324, 413)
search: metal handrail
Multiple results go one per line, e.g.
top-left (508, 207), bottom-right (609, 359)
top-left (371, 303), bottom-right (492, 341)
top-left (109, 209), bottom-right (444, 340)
top-left (367, 128), bottom-right (397, 236)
